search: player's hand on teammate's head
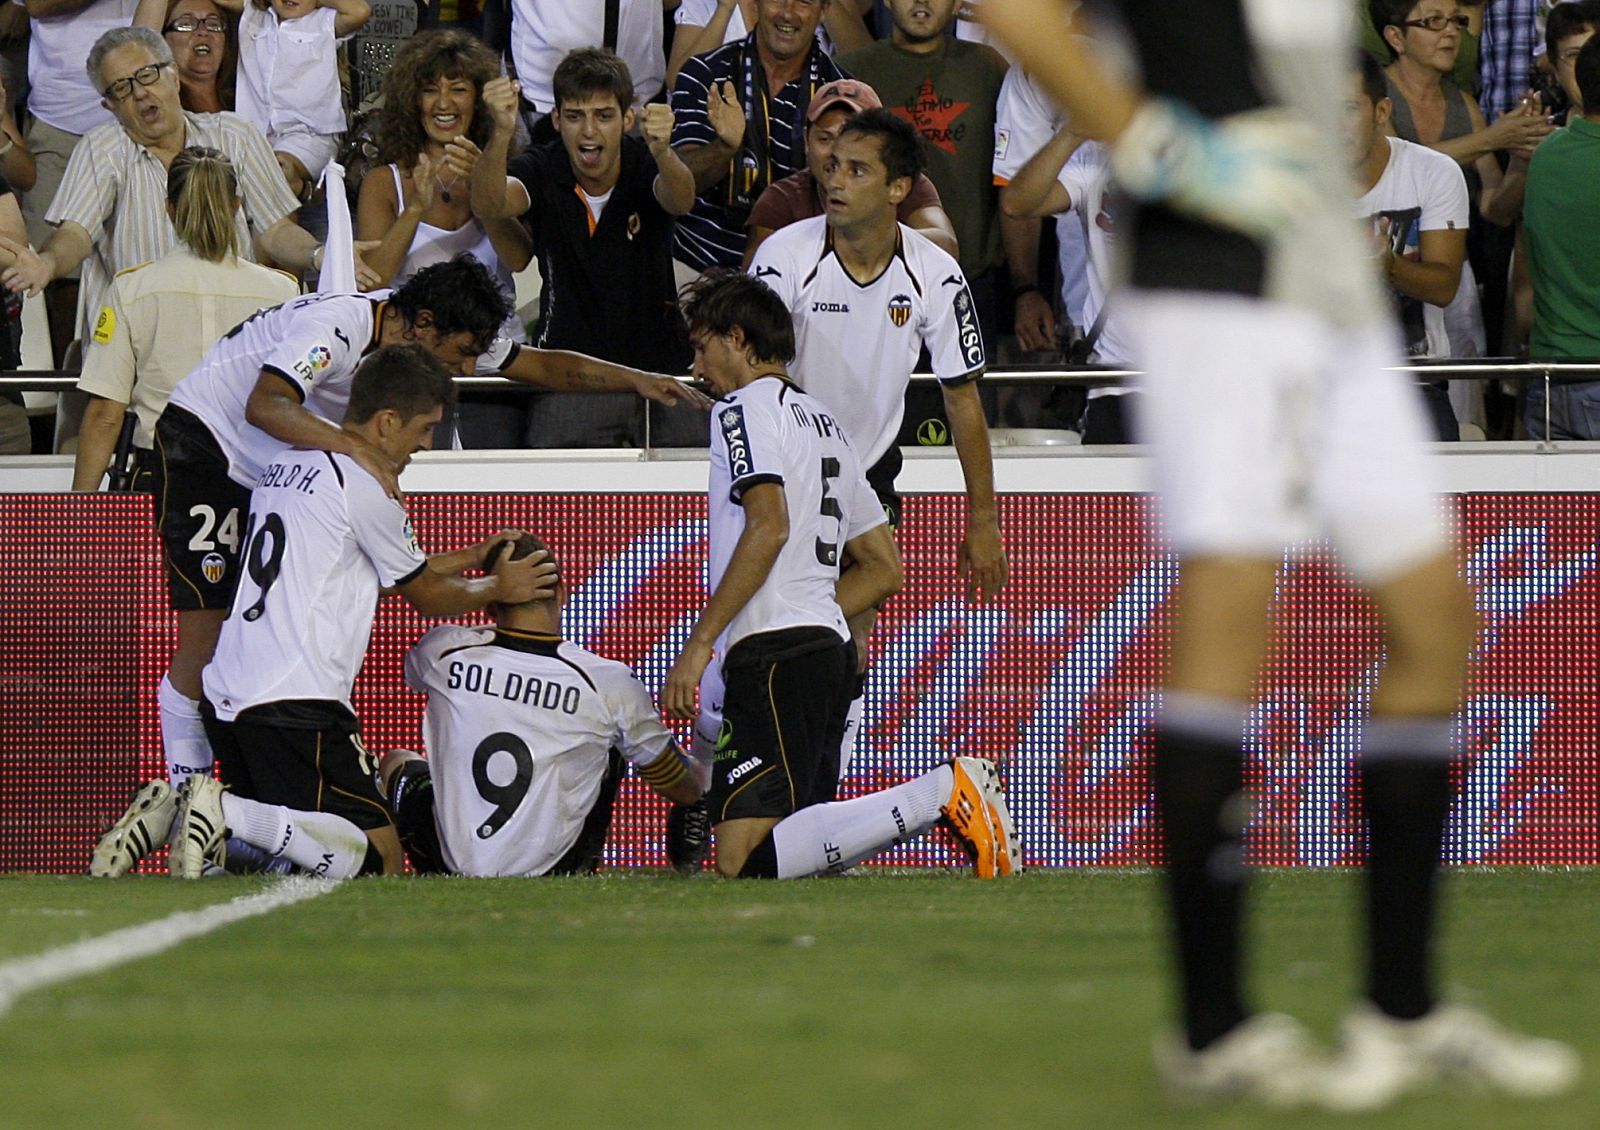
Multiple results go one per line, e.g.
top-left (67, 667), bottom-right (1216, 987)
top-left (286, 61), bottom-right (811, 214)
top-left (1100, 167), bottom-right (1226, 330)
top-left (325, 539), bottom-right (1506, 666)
top-left (959, 519), bottom-right (1009, 603)
top-left (489, 543), bottom-right (557, 605)
top-left (478, 529), bottom-right (525, 570)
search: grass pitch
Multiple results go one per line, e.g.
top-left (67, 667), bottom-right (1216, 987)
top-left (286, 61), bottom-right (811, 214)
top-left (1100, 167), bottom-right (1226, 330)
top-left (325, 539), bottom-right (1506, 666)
top-left (0, 868), bottom-right (1594, 1129)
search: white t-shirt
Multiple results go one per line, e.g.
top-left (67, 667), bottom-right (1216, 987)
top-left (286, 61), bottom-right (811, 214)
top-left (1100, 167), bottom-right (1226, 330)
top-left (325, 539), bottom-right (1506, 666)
top-left (748, 217), bottom-right (986, 469)
top-left (404, 624), bottom-right (677, 877)
top-left (204, 449), bottom-right (427, 722)
top-left (511, 0), bottom-right (664, 112)
top-left (707, 375), bottom-right (885, 655)
top-left (1355, 136), bottom-right (1470, 360)
top-left (166, 290), bottom-right (515, 486)
top-left (1054, 142), bottom-right (1136, 374)
top-left (992, 65), bottom-right (1088, 329)
top-left (236, 5), bottom-right (349, 138)
top-left (20, 0), bottom-right (136, 135)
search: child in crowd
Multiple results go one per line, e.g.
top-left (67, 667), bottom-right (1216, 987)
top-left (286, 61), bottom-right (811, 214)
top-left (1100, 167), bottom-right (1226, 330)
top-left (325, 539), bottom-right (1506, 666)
top-left (216, 0), bottom-right (371, 199)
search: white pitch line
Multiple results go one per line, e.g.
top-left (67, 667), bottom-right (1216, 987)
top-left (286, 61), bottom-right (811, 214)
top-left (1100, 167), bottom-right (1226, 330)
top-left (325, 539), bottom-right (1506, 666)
top-left (0, 877), bottom-right (341, 1018)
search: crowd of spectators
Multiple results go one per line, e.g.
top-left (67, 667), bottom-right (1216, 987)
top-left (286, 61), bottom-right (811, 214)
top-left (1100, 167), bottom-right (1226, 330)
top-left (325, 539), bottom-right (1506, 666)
top-left (0, 0), bottom-right (1596, 460)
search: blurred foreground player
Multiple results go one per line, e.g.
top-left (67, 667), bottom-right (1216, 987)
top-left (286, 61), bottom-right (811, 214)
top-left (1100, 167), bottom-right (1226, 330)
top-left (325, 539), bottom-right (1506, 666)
top-left (661, 271), bottom-right (1020, 880)
top-left (982, 0), bottom-right (1578, 1110)
top-left (169, 346), bottom-right (556, 879)
top-left (381, 533), bottom-right (706, 877)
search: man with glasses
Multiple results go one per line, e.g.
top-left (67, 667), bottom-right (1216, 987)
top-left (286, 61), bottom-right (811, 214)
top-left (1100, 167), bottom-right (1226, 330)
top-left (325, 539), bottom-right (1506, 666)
top-left (0, 26), bottom-right (349, 353)
top-left (15, 1), bottom-right (160, 373)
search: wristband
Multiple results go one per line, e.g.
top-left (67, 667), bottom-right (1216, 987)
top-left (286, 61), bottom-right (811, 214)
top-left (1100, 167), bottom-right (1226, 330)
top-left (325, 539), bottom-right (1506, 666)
top-left (1012, 283), bottom-right (1040, 298)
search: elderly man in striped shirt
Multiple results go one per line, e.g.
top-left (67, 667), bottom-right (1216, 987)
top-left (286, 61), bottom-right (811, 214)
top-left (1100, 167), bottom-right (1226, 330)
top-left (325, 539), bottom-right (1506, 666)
top-left (0, 25), bottom-right (364, 348)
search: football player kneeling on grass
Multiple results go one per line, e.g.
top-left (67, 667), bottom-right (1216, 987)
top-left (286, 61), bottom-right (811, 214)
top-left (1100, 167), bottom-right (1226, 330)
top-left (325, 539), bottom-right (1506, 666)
top-left (379, 532), bottom-right (707, 877)
top-left (164, 345), bottom-right (558, 879)
top-left (661, 270), bottom-right (1021, 879)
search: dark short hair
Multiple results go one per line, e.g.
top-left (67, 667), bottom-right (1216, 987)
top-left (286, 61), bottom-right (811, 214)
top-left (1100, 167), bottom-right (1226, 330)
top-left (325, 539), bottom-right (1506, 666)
top-left (345, 344), bottom-right (457, 426)
top-left (552, 46), bottom-right (633, 110)
top-left (1578, 31), bottom-right (1600, 108)
top-left (483, 531), bottom-right (560, 604)
top-left (1369, 0), bottom-right (1418, 60)
top-left (836, 107), bottom-right (924, 185)
top-left (390, 254), bottom-right (511, 355)
top-left (680, 269), bottom-right (796, 366)
top-left (1357, 49), bottom-right (1390, 104)
top-left (1548, 0), bottom-right (1600, 59)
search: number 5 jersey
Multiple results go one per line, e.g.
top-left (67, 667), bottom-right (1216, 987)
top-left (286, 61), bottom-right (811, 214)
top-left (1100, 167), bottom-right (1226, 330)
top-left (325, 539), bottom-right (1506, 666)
top-left (707, 375), bottom-right (887, 656)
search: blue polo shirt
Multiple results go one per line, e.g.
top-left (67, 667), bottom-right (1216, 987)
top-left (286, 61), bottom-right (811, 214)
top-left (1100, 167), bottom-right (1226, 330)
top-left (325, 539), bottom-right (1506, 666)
top-left (669, 33), bottom-right (846, 271)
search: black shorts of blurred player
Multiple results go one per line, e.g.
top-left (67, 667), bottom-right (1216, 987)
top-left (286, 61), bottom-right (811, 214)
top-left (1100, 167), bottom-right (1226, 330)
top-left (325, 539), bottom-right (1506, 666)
top-left (201, 698), bottom-right (397, 870)
top-left (390, 751), bottom-right (628, 876)
top-left (708, 628), bottom-right (855, 825)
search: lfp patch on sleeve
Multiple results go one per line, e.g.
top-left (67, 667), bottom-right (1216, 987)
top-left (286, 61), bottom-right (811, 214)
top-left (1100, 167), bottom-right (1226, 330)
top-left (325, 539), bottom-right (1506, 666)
top-left (92, 306), bottom-right (117, 345)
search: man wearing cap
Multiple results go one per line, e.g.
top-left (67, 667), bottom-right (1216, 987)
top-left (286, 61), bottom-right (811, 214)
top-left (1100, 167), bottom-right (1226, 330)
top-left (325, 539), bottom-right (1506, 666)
top-left (744, 77), bottom-right (958, 264)
top-left (668, 0), bottom-right (848, 280)
top-left (842, 0), bottom-right (1011, 353)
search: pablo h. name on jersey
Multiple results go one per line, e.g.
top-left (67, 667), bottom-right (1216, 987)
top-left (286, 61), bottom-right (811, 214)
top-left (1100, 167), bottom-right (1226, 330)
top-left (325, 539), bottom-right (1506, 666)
top-left (256, 460), bottom-right (324, 494)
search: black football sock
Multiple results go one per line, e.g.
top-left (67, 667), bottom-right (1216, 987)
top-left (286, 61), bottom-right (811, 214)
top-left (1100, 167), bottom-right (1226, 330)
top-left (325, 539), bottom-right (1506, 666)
top-left (1152, 695), bottom-right (1252, 1051)
top-left (1360, 717), bottom-right (1455, 1021)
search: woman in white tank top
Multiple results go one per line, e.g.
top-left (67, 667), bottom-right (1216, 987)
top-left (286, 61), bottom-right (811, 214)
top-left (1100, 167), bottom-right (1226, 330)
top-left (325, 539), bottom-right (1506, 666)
top-left (357, 29), bottom-right (531, 339)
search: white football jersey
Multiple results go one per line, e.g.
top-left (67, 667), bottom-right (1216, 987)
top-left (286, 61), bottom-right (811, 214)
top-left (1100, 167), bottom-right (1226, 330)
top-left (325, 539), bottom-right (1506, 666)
top-left (203, 450), bottom-right (426, 722)
top-left (708, 375), bottom-right (886, 655)
top-left (404, 624), bottom-right (678, 877)
top-left (747, 217), bottom-right (986, 469)
top-left (167, 290), bottom-right (516, 487)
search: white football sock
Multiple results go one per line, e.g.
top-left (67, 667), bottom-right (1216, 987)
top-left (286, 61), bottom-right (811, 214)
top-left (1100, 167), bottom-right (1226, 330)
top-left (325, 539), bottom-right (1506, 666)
top-left (220, 793), bottom-right (367, 879)
top-left (837, 693), bottom-right (866, 784)
top-left (158, 674), bottom-right (214, 787)
top-left (772, 764), bottom-right (953, 878)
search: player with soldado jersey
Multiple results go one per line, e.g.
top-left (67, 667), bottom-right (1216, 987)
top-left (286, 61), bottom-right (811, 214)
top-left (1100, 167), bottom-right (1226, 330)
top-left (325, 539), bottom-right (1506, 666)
top-left (661, 270), bottom-right (1020, 880)
top-left (380, 532), bottom-right (706, 877)
top-left (164, 345), bottom-right (557, 880)
top-left (91, 255), bottom-right (704, 879)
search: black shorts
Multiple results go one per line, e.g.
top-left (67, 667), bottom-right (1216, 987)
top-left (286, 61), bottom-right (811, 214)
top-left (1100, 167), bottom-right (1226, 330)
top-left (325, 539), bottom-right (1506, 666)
top-left (864, 445), bottom-right (902, 533)
top-left (391, 752), bottom-right (626, 875)
top-left (708, 627), bottom-right (853, 824)
top-left (146, 405), bottom-right (251, 611)
top-left (201, 698), bottom-right (394, 833)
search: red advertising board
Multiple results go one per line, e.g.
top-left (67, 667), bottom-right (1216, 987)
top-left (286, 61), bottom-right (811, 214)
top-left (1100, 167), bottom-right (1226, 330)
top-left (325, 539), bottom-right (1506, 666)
top-left (1, 492), bottom-right (1595, 872)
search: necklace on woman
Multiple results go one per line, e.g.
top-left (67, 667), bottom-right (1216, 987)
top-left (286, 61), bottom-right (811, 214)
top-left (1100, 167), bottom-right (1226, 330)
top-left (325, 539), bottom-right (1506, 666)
top-left (436, 170), bottom-right (460, 204)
